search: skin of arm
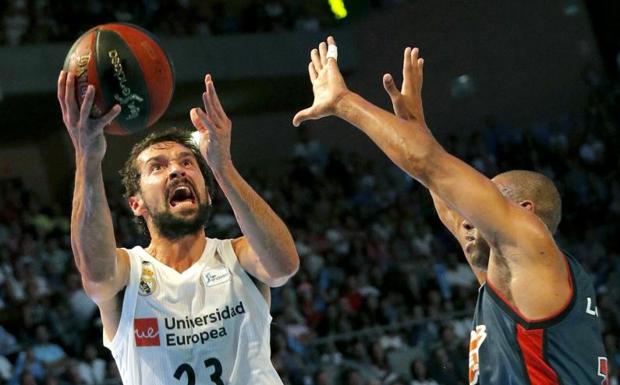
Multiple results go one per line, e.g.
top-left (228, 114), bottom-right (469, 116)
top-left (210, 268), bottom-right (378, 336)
top-left (190, 75), bottom-right (299, 288)
top-left (384, 47), bottom-right (487, 284)
top-left (294, 37), bottom-right (569, 319)
top-left (58, 71), bottom-right (129, 339)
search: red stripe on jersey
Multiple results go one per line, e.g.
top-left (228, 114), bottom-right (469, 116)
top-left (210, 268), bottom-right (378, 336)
top-left (516, 325), bottom-right (560, 385)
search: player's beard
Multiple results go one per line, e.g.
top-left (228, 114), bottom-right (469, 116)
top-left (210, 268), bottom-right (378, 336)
top-left (150, 203), bottom-right (212, 240)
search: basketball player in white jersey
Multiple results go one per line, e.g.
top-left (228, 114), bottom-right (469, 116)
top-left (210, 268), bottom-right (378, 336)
top-left (57, 70), bottom-right (299, 385)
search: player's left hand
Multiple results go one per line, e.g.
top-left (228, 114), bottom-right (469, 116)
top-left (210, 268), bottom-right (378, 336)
top-left (190, 74), bottom-right (232, 172)
top-left (293, 36), bottom-right (350, 127)
top-left (382, 47), bottom-right (425, 123)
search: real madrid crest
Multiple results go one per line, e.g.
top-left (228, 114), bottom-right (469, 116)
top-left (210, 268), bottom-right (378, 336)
top-left (139, 261), bottom-right (157, 296)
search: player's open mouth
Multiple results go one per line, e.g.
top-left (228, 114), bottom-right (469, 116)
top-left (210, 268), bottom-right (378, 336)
top-left (168, 185), bottom-right (196, 207)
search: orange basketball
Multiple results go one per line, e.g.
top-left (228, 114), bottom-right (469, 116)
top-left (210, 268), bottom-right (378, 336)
top-left (63, 23), bottom-right (175, 135)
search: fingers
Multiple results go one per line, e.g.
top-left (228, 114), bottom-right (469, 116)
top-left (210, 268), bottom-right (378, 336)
top-left (310, 36), bottom-right (338, 73)
top-left (99, 104), bottom-right (121, 126)
top-left (319, 41), bottom-right (328, 67)
top-left (203, 74), bottom-right (227, 122)
top-left (64, 72), bottom-right (79, 122)
top-left (79, 85), bottom-right (95, 126)
top-left (57, 71), bottom-right (67, 116)
top-left (382, 73), bottom-right (400, 100)
top-left (417, 57), bottom-right (424, 87)
top-left (292, 107), bottom-right (316, 127)
top-left (402, 46), bottom-right (425, 95)
top-left (403, 47), bottom-right (412, 72)
top-left (203, 75), bottom-right (214, 115)
top-left (308, 62), bottom-right (318, 82)
top-left (411, 48), bottom-right (424, 76)
top-left (326, 36), bottom-right (338, 63)
top-left (311, 48), bottom-right (322, 74)
top-left (190, 107), bottom-right (214, 133)
top-left (411, 47), bottom-right (419, 64)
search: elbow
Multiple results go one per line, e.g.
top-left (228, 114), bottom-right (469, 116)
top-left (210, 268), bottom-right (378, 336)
top-left (284, 255), bottom-right (300, 277)
top-left (279, 252), bottom-right (300, 279)
top-left (82, 265), bottom-right (115, 284)
top-left (269, 252), bottom-right (300, 288)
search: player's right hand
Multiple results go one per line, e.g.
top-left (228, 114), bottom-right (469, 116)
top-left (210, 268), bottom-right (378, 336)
top-left (57, 71), bottom-right (121, 160)
top-left (382, 47), bottom-right (425, 124)
top-left (293, 36), bottom-right (350, 127)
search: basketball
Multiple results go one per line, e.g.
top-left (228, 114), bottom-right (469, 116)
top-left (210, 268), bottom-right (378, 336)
top-left (63, 23), bottom-right (175, 135)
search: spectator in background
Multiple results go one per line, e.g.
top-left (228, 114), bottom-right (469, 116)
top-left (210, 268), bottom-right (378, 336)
top-left (0, 326), bottom-right (18, 355)
top-left (10, 348), bottom-right (46, 384)
top-left (76, 344), bottom-right (106, 385)
top-left (31, 325), bottom-right (66, 374)
top-left (66, 272), bottom-right (97, 326)
top-left (409, 358), bottom-right (438, 385)
top-left (314, 368), bottom-right (334, 385)
top-left (0, 354), bottom-right (12, 383)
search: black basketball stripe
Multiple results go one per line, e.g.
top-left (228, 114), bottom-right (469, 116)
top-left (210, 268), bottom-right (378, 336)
top-left (113, 22), bottom-right (176, 87)
top-left (94, 29), bottom-right (151, 134)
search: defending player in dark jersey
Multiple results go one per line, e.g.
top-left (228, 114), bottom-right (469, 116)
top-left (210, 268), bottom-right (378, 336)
top-left (294, 37), bottom-right (608, 385)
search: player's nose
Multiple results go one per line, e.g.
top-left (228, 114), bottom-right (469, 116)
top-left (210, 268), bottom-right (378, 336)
top-left (169, 164), bottom-right (186, 179)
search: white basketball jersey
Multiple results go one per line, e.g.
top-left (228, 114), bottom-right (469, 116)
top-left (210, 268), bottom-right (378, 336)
top-left (103, 238), bottom-right (283, 385)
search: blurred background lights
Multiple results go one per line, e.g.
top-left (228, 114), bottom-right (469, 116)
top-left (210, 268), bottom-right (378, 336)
top-left (450, 74), bottom-right (476, 98)
top-left (328, 0), bottom-right (348, 20)
top-left (564, 0), bottom-right (580, 16)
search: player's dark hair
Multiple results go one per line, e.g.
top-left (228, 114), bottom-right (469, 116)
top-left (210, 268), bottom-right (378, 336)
top-left (119, 127), bottom-right (215, 234)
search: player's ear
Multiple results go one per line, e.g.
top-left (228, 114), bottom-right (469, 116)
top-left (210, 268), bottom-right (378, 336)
top-left (128, 194), bottom-right (146, 217)
top-left (520, 200), bottom-right (534, 212)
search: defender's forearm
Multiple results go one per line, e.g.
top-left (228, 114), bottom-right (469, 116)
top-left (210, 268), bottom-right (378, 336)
top-left (334, 91), bottom-right (442, 186)
top-left (71, 155), bottom-right (118, 282)
top-left (213, 163), bottom-right (299, 278)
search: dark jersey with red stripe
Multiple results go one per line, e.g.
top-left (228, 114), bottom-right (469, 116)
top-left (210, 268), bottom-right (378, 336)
top-left (469, 253), bottom-right (608, 385)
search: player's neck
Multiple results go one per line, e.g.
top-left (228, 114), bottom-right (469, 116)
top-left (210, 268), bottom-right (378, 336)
top-left (146, 231), bottom-right (207, 272)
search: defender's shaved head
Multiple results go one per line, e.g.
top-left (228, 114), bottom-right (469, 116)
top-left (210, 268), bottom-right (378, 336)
top-left (492, 170), bottom-right (562, 234)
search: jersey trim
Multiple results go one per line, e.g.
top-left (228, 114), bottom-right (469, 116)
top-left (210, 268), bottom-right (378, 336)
top-left (516, 325), bottom-right (560, 385)
top-left (217, 240), bottom-right (272, 321)
top-left (485, 254), bottom-right (576, 329)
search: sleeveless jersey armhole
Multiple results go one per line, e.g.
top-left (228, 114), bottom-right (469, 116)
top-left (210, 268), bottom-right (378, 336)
top-left (485, 253), bottom-right (576, 329)
top-left (217, 239), bottom-right (272, 321)
top-left (103, 247), bottom-right (141, 350)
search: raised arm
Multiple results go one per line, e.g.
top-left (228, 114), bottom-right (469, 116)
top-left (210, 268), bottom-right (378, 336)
top-left (382, 48), bottom-right (487, 284)
top-left (58, 71), bottom-right (129, 304)
top-left (294, 38), bottom-right (563, 290)
top-left (190, 75), bottom-right (299, 288)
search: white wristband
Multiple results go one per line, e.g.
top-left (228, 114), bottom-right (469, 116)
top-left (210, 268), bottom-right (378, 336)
top-left (326, 44), bottom-right (338, 61)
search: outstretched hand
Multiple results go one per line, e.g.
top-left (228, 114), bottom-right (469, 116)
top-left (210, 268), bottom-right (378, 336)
top-left (382, 47), bottom-right (425, 124)
top-left (292, 36), bottom-right (349, 127)
top-left (57, 71), bottom-right (121, 160)
top-left (190, 74), bottom-right (232, 171)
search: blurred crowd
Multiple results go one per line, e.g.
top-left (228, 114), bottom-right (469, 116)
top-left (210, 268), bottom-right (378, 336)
top-left (0, 72), bottom-right (619, 384)
top-left (0, 0), bottom-right (390, 46)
